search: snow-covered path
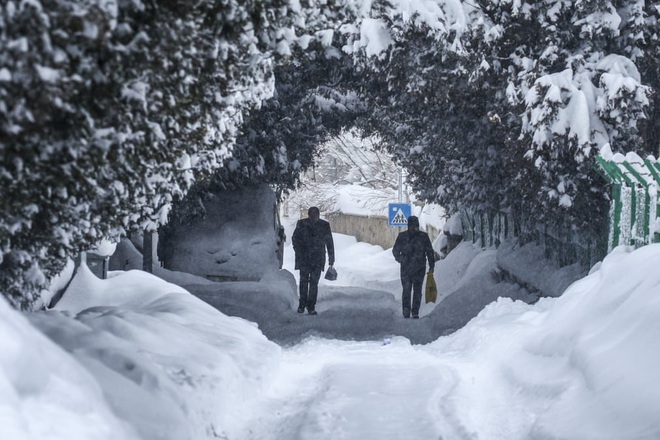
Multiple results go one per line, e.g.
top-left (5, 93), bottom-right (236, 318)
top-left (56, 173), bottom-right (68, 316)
top-left (185, 233), bottom-right (447, 344)
top-left (185, 283), bottom-right (442, 346)
top-left (184, 229), bottom-right (467, 438)
top-left (233, 338), bottom-right (456, 440)
top-left (177, 232), bottom-right (544, 439)
top-left (188, 282), bottom-right (442, 345)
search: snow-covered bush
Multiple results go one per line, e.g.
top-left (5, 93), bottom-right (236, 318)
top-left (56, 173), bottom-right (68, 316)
top-left (0, 0), bottom-right (342, 308)
top-left (3, 0), bottom-right (660, 307)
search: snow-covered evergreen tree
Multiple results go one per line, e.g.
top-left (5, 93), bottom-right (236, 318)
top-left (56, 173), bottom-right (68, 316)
top-left (346, 0), bottom-right (654, 241)
top-left (0, 0), bottom-right (344, 308)
top-left (2, 0), bottom-right (659, 307)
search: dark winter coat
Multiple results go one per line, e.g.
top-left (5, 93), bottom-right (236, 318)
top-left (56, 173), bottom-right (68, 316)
top-left (392, 230), bottom-right (435, 277)
top-left (292, 218), bottom-right (335, 272)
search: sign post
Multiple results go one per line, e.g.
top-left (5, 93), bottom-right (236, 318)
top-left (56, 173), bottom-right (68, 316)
top-left (388, 203), bottom-right (412, 227)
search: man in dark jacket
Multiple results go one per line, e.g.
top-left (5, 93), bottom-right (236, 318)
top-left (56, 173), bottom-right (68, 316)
top-left (292, 206), bottom-right (335, 315)
top-left (392, 215), bottom-right (435, 319)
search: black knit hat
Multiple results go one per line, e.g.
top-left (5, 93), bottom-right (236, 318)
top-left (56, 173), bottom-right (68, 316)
top-left (408, 216), bottom-right (419, 227)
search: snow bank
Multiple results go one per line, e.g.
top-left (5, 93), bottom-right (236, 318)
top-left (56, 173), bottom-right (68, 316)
top-left (428, 242), bottom-right (536, 334)
top-left (0, 294), bottom-right (139, 440)
top-left (429, 244), bottom-right (660, 439)
top-left (5, 267), bottom-right (280, 440)
top-left (497, 238), bottom-right (585, 297)
top-left (321, 233), bottom-right (401, 296)
top-left (4, 228), bottom-right (660, 439)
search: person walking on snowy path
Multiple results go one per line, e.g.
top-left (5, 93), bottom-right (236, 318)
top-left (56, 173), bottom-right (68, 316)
top-left (292, 206), bottom-right (335, 315)
top-left (392, 216), bottom-right (435, 319)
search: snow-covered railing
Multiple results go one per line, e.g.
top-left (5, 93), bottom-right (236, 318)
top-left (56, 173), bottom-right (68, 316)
top-left (596, 145), bottom-right (660, 251)
top-left (461, 210), bottom-right (606, 269)
top-left (461, 211), bottom-right (512, 248)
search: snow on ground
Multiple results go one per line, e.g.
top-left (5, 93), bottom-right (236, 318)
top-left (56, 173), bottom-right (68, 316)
top-left (26, 265), bottom-right (280, 440)
top-left (425, 244), bottom-right (660, 439)
top-left (2, 233), bottom-right (660, 439)
top-left (230, 337), bottom-right (453, 440)
top-left (187, 229), bottom-right (538, 345)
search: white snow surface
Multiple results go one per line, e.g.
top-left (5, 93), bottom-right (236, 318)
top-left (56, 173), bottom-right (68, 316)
top-left (3, 225), bottom-right (660, 439)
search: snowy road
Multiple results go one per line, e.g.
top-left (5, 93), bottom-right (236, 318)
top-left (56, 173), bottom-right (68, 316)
top-left (232, 338), bottom-right (458, 440)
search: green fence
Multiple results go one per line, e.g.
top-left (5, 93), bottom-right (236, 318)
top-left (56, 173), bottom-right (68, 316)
top-left (460, 210), bottom-right (607, 269)
top-left (596, 151), bottom-right (660, 251)
top-left (460, 211), bottom-right (512, 248)
top-left (455, 152), bottom-right (660, 269)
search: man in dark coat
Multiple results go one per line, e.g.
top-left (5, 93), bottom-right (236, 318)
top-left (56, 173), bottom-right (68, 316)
top-left (292, 206), bottom-right (335, 315)
top-left (392, 215), bottom-right (435, 319)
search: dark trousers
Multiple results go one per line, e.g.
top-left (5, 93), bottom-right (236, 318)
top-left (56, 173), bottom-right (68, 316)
top-left (299, 269), bottom-right (322, 311)
top-left (401, 271), bottom-right (424, 316)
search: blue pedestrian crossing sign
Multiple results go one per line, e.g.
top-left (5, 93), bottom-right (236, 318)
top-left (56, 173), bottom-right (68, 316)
top-left (388, 203), bottom-right (412, 226)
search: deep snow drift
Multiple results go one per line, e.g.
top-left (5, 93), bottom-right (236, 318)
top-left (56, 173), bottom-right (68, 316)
top-left (2, 236), bottom-right (660, 439)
